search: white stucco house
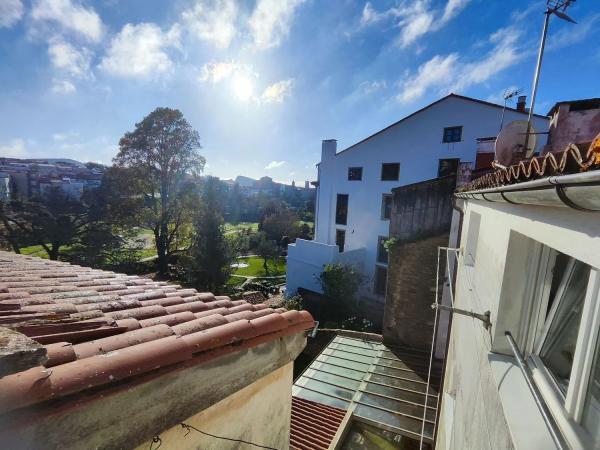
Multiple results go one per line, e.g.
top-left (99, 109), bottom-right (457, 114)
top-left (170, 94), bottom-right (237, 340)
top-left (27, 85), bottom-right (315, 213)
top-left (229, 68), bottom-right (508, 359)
top-left (286, 93), bottom-right (549, 301)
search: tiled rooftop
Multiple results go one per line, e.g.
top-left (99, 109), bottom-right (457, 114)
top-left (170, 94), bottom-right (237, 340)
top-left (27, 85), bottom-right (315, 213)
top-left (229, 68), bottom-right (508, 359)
top-left (459, 138), bottom-right (600, 192)
top-left (0, 251), bottom-right (314, 415)
top-left (290, 396), bottom-right (346, 450)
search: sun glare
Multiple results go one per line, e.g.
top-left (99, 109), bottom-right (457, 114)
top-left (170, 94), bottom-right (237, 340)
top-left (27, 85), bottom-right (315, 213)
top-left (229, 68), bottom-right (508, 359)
top-left (231, 75), bottom-right (254, 102)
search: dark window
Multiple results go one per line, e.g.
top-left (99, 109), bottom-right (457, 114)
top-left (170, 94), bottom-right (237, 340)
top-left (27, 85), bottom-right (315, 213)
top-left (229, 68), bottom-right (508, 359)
top-left (443, 126), bottom-right (462, 143)
top-left (438, 158), bottom-right (460, 177)
top-left (381, 194), bottom-right (392, 220)
top-left (377, 236), bottom-right (388, 264)
top-left (348, 167), bottom-right (363, 181)
top-left (374, 265), bottom-right (388, 296)
top-left (335, 194), bottom-right (348, 225)
top-left (336, 229), bottom-right (346, 252)
top-left (381, 163), bottom-right (400, 181)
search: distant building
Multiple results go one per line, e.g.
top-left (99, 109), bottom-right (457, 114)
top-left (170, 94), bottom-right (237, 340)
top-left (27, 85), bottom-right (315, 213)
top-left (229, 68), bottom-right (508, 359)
top-left (286, 94), bottom-right (549, 301)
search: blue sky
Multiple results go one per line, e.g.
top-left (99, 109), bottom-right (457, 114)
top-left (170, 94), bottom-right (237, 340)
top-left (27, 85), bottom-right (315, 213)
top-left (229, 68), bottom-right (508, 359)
top-left (0, 0), bottom-right (598, 184)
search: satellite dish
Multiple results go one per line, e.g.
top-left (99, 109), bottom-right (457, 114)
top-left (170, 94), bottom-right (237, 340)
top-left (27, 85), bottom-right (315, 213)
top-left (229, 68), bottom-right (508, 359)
top-left (494, 120), bottom-right (537, 167)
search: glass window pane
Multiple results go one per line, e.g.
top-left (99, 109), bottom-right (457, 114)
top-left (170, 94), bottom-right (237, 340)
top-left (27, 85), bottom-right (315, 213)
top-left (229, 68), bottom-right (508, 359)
top-left (293, 387), bottom-right (351, 410)
top-left (539, 259), bottom-right (590, 394)
top-left (305, 368), bottom-right (362, 391)
top-left (297, 376), bottom-right (355, 400)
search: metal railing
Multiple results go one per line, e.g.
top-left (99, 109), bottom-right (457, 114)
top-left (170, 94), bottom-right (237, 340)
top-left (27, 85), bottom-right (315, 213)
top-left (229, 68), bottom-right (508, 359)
top-left (504, 331), bottom-right (569, 450)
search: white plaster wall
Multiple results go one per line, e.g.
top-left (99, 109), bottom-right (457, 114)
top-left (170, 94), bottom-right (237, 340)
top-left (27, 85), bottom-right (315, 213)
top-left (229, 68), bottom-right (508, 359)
top-left (436, 199), bottom-right (600, 450)
top-left (309, 96), bottom-right (549, 298)
top-left (136, 363), bottom-right (294, 450)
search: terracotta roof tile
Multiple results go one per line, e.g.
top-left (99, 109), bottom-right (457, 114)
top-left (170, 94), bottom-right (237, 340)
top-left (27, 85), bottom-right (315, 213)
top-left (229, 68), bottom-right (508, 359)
top-left (460, 137), bottom-right (600, 192)
top-left (290, 396), bottom-right (346, 450)
top-left (0, 251), bottom-right (315, 415)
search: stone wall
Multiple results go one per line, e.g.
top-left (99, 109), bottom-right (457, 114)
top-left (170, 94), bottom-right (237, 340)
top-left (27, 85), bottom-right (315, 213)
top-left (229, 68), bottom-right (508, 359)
top-left (383, 234), bottom-right (449, 350)
top-left (383, 176), bottom-right (455, 350)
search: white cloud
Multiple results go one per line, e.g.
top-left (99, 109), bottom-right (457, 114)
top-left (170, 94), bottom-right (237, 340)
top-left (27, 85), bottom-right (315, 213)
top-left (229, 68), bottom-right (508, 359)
top-left (99, 23), bottom-right (180, 79)
top-left (360, 0), bottom-right (471, 48)
top-left (31, 0), bottom-right (103, 42)
top-left (397, 25), bottom-right (523, 103)
top-left (265, 160), bottom-right (286, 170)
top-left (51, 78), bottom-right (76, 93)
top-left (0, 0), bottom-right (24, 28)
top-left (48, 38), bottom-right (92, 79)
top-left (0, 138), bottom-right (27, 157)
top-left (182, 0), bottom-right (237, 49)
top-left (547, 13), bottom-right (600, 51)
top-left (261, 79), bottom-right (294, 103)
top-left (249, 0), bottom-right (306, 50)
top-left (199, 61), bottom-right (244, 83)
top-left (397, 54), bottom-right (458, 103)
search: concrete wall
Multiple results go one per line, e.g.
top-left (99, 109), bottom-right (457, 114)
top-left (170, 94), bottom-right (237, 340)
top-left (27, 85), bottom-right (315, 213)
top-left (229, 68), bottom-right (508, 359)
top-left (286, 238), bottom-right (365, 296)
top-left (546, 103), bottom-right (600, 152)
top-left (136, 363), bottom-right (293, 450)
top-left (436, 199), bottom-right (600, 450)
top-left (302, 96), bottom-right (548, 301)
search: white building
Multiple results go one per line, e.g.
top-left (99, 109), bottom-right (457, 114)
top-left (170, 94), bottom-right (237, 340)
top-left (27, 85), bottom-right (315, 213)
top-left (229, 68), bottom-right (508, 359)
top-left (286, 94), bottom-right (549, 301)
top-left (436, 155), bottom-right (600, 449)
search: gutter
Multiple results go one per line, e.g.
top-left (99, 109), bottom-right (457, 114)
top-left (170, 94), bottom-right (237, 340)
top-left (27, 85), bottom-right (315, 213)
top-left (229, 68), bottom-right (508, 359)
top-left (455, 170), bottom-right (600, 211)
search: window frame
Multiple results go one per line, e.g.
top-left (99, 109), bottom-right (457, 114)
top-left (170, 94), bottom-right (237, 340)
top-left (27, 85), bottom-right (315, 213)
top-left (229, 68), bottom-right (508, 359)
top-left (442, 126), bottom-right (463, 143)
top-left (380, 163), bottom-right (400, 181)
top-left (381, 194), bottom-right (392, 220)
top-left (335, 194), bottom-right (349, 226)
top-left (335, 229), bottom-right (346, 253)
top-left (522, 247), bottom-right (600, 448)
top-left (373, 264), bottom-right (388, 297)
top-left (376, 236), bottom-right (389, 265)
top-left (348, 167), bottom-right (363, 181)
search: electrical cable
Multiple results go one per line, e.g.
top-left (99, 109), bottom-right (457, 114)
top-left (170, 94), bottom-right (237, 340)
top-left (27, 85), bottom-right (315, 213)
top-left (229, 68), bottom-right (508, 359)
top-left (180, 422), bottom-right (280, 450)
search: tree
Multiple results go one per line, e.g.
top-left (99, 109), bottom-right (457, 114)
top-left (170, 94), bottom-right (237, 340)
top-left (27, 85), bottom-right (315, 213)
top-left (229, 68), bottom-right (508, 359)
top-left (186, 176), bottom-right (235, 291)
top-left (318, 263), bottom-right (366, 305)
top-left (254, 232), bottom-right (279, 276)
top-left (261, 208), bottom-right (300, 245)
top-left (113, 107), bottom-right (204, 276)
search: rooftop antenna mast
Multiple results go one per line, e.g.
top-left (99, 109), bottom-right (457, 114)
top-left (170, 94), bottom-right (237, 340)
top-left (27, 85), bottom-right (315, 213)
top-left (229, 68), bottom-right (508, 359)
top-left (523, 0), bottom-right (577, 153)
top-left (499, 88), bottom-right (522, 131)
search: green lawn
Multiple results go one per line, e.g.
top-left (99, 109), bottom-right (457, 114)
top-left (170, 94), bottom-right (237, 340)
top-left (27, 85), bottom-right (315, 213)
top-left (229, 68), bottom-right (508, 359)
top-left (20, 245), bottom-right (49, 258)
top-left (224, 222), bottom-right (259, 233)
top-left (232, 256), bottom-right (286, 277)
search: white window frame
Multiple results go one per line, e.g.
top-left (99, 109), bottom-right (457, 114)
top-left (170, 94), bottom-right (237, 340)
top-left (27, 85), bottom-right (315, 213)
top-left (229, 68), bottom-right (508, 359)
top-left (522, 246), bottom-right (600, 449)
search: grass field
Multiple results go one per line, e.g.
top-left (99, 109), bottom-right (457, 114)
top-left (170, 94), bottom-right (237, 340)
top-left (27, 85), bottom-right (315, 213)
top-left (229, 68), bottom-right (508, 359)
top-left (232, 256), bottom-right (286, 277)
top-left (20, 245), bottom-right (49, 258)
top-left (223, 222), bottom-right (259, 234)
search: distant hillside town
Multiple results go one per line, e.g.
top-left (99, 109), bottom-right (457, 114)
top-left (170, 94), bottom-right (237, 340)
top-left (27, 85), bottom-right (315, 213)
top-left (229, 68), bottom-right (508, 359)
top-left (0, 157), bottom-right (105, 201)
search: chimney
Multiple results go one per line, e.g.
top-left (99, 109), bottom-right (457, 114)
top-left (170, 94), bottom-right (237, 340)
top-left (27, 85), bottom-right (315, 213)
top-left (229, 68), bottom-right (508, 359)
top-left (321, 139), bottom-right (337, 163)
top-left (516, 95), bottom-right (527, 112)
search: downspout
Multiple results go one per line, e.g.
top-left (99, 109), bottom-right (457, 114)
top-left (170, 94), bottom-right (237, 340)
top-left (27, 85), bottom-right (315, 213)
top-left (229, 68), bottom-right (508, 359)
top-left (432, 196), bottom-right (464, 446)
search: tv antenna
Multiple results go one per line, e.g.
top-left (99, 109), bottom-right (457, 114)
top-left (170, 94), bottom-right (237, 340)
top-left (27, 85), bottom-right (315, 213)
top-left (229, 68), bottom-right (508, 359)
top-left (523, 0), bottom-right (577, 152)
top-left (499, 88), bottom-right (523, 131)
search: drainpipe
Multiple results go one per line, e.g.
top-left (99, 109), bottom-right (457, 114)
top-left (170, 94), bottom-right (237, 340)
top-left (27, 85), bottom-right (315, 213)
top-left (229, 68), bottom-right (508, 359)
top-left (432, 196), bottom-right (464, 445)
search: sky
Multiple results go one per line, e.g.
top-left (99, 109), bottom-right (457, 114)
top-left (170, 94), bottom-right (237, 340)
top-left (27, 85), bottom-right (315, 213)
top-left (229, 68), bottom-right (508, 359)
top-left (0, 0), bottom-right (598, 184)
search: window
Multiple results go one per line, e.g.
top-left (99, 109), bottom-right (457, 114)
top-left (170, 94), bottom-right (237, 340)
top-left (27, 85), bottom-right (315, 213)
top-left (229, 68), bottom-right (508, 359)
top-left (377, 236), bottom-right (388, 264)
top-left (522, 247), bottom-right (600, 448)
top-left (438, 158), bottom-right (460, 177)
top-left (348, 167), bottom-right (362, 181)
top-left (443, 126), bottom-right (462, 143)
top-left (374, 265), bottom-right (387, 296)
top-left (336, 229), bottom-right (346, 253)
top-left (381, 163), bottom-right (400, 181)
top-left (381, 194), bottom-right (393, 220)
top-left (336, 194), bottom-right (348, 225)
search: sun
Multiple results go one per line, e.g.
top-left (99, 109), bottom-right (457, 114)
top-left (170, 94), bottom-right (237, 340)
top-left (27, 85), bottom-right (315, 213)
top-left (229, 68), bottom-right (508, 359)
top-left (231, 75), bottom-right (254, 102)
